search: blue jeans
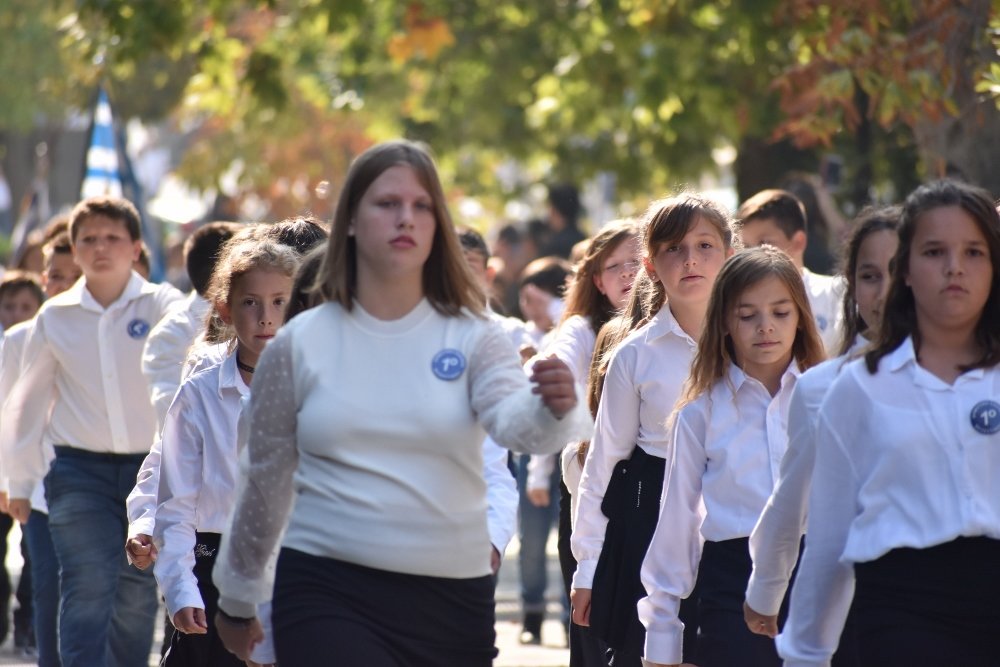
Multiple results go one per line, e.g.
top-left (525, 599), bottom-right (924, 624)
top-left (24, 509), bottom-right (60, 667)
top-left (45, 448), bottom-right (158, 667)
top-left (516, 454), bottom-right (564, 616)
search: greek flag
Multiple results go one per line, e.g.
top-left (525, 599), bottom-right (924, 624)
top-left (81, 88), bottom-right (123, 198)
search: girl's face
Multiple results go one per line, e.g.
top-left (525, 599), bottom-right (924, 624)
top-left (593, 236), bottom-right (639, 310)
top-left (645, 216), bottom-right (728, 309)
top-left (725, 275), bottom-right (799, 378)
top-left (352, 164), bottom-right (437, 283)
top-left (519, 283), bottom-right (557, 332)
top-left (218, 268), bottom-right (294, 367)
top-left (906, 206), bottom-right (992, 334)
top-left (854, 229), bottom-right (898, 336)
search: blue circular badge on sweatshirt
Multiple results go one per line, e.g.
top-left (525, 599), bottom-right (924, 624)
top-left (127, 318), bottom-right (151, 339)
top-left (970, 400), bottom-right (1000, 435)
top-left (431, 349), bottom-right (466, 381)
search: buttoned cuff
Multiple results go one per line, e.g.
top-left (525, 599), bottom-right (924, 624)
top-left (571, 558), bottom-right (597, 589)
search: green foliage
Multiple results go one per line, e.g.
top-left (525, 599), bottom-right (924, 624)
top-left (1, 0), bottom-right (996, 205)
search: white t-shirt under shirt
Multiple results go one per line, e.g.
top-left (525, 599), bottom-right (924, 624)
top-left (214, 298), bottom-right (592, 618)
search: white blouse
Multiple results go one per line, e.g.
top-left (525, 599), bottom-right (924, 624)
top-left (214, 299), bottom-right (592, 618)
top-left (571, 307), bottom-right (696, 589)
top-left (745, 337), bottom-right (864, 616)
top-left (639, 362), bottom-right (800, 666)
top-left (777, 338), bottom-right (1000, 667)
top-left (153, 352), bottom-right (248, 617)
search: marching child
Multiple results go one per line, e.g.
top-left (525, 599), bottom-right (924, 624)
top-left (777, 180), bottom-right (1000, 666)
top-left (571, 195), bottom-right (735, 666)
top-left (640, 246), bottom-right (825, 667)
top-left (153, 237), bottom-right (299, 666)
top-left (743, 208), bottom-right (899, 666)
top-left (0, 195), bottom-right (183, 667)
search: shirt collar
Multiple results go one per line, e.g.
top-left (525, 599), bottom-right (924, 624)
top-left (218, 351), bottom-right (250, 398)
top-left (77, 272), bottom-right (149, 313)
top-left (723, 358), bottom-right (802, 397)
top-left (644, 305), bottom-right (695, 346)
top-left (883, 335), bottom-right (986, 385)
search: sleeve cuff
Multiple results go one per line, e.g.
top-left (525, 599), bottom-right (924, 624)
top-left (217, 597), bottom-right (258, 619)
top-left (571, 558), bottom-right (597, 589)
top-left (128, 518), bottom-right (155, 540)
top-left (643, 627), bottom-right (684, 665)
top-left (9, 480), bottom-right (35, 500)
top-left (164, 586), bottom-right (205, 619)
top-left (745, 576), bottom-right (785, 618)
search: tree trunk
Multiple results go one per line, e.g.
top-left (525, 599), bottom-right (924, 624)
top-left (911, 0), bottom-right (1000, 197)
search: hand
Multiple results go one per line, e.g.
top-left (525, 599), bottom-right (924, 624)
top-left (173, 607), bottom-right (208, 635)
top-left (743, 600), bottom-right (779, 638)
top-left (7, 498), bottom-right (30, 524)
top-left (527, 488), bottom-right (550, 507)
top-left (0, 492), bottom-right (8, 514)
top-left (529, 355), bottom-right (577, 419)
top-left (490, 546), bottom-right (501, 575)
top-left (570, 587), bottom-right (592, 626)
top-left (216, 612), bottom-right (264, 661)
top-left (518, 345), bottom-right (538, 366)
top-left (126, 534), bottom-right (158, 570)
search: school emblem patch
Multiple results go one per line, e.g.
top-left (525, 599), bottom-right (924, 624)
top-left (431, 349), bottom-right (466, 381)
top-left (127, 318), bottom-right (151, 339)
top-left (970, 400), bottom-right (1000, 435)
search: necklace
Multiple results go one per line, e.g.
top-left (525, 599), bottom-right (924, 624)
top-left (236, 354), bottom-right (255, 375)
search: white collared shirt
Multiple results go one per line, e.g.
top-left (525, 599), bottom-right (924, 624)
top-left (142, 291), bottom-right (212, 431)
top-left (571, 307), bottom-right (696, 589)
top-left (0, 321), bottom-right (51, 511)
top-left (777, 338), bottom-right (1000, 667)
top-left (153, 352), bottom-right (248, 617)
top-left (0, 273), bottom-right (183, 499)
top-left (801, 268), bottom-right (845, 354)
top-left (639, 362), bottom-right (800, 665)
top-left (746, 336), bottom-right (865, 616)
top-left (527, 314), bottom-right (597, 491)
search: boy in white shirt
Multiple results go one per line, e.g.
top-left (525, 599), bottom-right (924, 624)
top-left (0, 196), bottom-right (183, 667)
top-left (736, 189), bottom-right (844, 353)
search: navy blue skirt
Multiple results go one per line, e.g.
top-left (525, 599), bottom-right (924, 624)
top-left (853, 536), bottom-right (1000, 667)
top-left (272, 548), bottom-right (497, 667)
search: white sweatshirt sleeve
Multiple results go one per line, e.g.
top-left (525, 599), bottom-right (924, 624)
top-left (469, 321), bottom-right (592, 455)
top-left (214, 333), bottom-right (298, 619)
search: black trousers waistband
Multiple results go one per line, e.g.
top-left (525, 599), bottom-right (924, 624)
top-left (54, 445), bottom-right (148, 465)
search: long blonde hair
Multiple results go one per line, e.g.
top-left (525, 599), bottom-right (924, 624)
top-left (679, 246), bottom-right (825, 408)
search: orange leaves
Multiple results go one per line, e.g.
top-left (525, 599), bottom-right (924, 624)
top-left (387, 2), bottom-right (455, 64)
top-left (770, 0), bottom-right (967, 148)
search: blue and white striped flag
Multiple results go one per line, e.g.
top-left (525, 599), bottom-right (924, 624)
top-left (81, 88), bottom-right (123, 199)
